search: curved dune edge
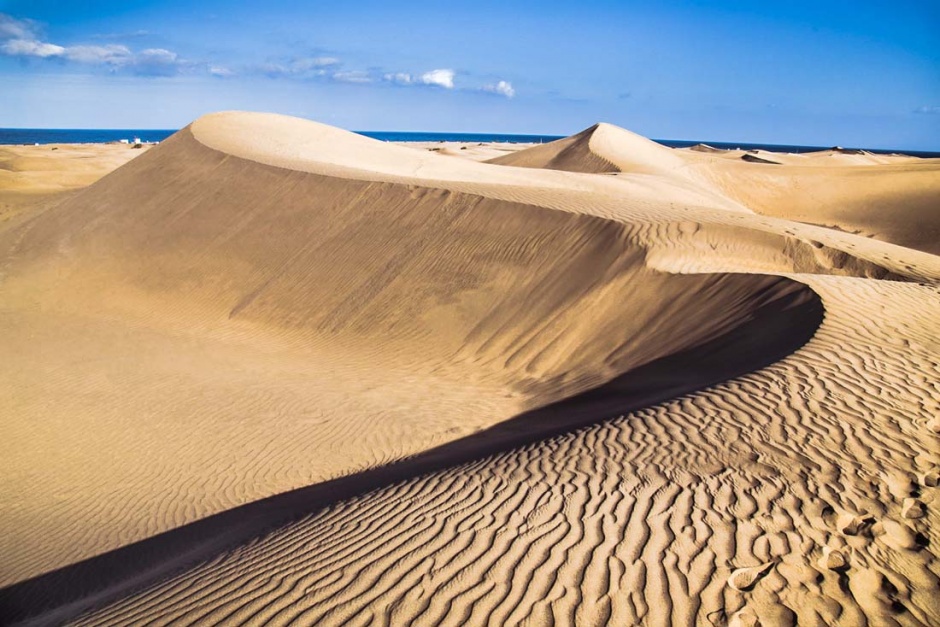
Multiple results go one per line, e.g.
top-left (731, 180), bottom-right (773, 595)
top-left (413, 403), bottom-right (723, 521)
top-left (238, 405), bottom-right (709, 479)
top-left (189, 113), bottom-right (940, 282)
top-left (486, 122), bottom-right (686, 176)
top-left (0, 280), bottom-right (822, 625)
top-left (73, 278), bottom-right (939, 627)
top-left (1, 120), bottom-right (822, 585)
top-left (0, 112), bottom-right (937, 626)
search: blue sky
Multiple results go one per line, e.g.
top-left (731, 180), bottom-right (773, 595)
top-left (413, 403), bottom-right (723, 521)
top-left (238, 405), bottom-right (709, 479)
top-left (1, 0), bottom-right (938, 148)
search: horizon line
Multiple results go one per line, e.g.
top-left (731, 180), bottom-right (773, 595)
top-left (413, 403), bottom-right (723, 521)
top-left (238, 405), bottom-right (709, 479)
top-left (1, 126), bottom-right (938, 155)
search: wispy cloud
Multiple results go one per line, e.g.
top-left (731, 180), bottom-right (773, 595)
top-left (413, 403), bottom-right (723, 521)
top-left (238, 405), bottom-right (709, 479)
top-left (913, 105), bottom-right (940, 115)
top-left (2, 12), bottom-right (514, 95)
top-left (0, 12), bottom-right (188, 76)
top-left (383, 68), bottom-right (456, 89)
top-left (482, 80), bottom-right (515, 98)
top-left (91, 30), bottom-right (152, 41)
top-left (332, 69), bottom-right (372, 84)
top-left (2, 38), bottom-right (65, 58)
top-left (256, 56), bottom-right (340, 78)
top-left (293, 56), bottom-right (339, 72)
top-left (383, 71), bottom-right (414, 85)
top-left (0, 13), bottom-right (37, 40)
top-left (131, 48), bottom-right (185, 76)
top-left (209, 65), bottom-right (236, 78)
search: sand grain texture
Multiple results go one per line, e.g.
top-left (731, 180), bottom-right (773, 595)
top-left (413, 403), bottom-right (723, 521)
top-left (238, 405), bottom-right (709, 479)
top-left (0, 112), bottom-right (938, 626)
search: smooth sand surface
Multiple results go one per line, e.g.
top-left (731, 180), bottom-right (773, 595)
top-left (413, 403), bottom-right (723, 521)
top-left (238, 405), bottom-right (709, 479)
top-left (0, 143), bottom-right (151, 230)
top-left (394, 141), bottom-right (538, 162)
top-left (691, 150), bottom-right (940, 255)
top-left (0, 112), bottom-right (938, 626)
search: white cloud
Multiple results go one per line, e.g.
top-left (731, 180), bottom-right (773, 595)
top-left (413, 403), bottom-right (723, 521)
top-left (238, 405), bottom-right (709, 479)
top-left (384, 68), bottom-right (460, 90)
top-left (292, 56), bottom-right (339, 71)
top-left (209, 65), bottom-right (235, 78)
top-left (1, 38), bottom-right (64, 58)
top-left (384, 72), bottom-right (413, 85)
top-left (482, 80), bottom-right (515, 98)
top-left (0, 12), bottom-right (188, 76)
top-left (1, 12), bottom-right (515, 92)
top-left (914, 105), bottom-right (940, 115)
top-left (91, 30), bottom-right (151, 40)
top-left (131, 48), bottom-right (183, 76)
top-left (258, 62), bottom-right (288, 77)
top-left (332, 70), bottom-right (372, 84)
top-left (0, 13), bottom-right (38, 40)
top-left (256, 56), bottom-right (342, 79)
top-left (420, 68), bottom-right (454, 89)
top-left (62, 44), bottom-right (132, 64)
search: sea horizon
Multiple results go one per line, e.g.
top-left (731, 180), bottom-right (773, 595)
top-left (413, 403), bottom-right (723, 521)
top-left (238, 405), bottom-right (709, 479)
top-left (2, 127), bottom-right (938, 158)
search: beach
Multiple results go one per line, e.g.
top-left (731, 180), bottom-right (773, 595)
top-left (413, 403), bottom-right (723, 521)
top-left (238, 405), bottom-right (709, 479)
top-left (0, 111), bottom-right (938, 626)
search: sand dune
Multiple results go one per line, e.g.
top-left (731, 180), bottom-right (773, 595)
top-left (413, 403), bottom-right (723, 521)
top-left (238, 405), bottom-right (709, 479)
top-left (689, 143), bottom-right (725, 153)
top-left (1, 112), bottom-right (938, 626)
top-left (402, 141), bottom-right (536, 162)
top-left (0, 143), bottom-right (150, 230)
top-left (487, 122), bottom-right (695, 178)
top-left (668, 144), bottom-right (940, 254)
top-left (490, 122), bottom-right (940, 254)
top-left (700, 157), bottom-right (940, 254)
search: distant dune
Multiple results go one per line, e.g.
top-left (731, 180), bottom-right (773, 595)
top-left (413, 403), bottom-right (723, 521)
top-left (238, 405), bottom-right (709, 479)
top-left (706, 156), bottom-right (940, 254)
top-left (491, 123), bottom-right (940, 254)
top-left (1, 112), bottom-right (938, 626)
top-left (487, 122), bottom-right (714, 191)
top-left (689, 142), bottom-right (724, 153)
top-left (0, 143), bottom-right (150, 228)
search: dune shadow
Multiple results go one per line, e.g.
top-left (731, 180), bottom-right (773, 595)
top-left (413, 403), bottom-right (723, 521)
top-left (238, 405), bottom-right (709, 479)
top-left (0, 281), bottom-right (823, 626)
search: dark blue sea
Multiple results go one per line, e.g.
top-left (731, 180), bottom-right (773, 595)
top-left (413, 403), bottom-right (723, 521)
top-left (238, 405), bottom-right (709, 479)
top-left (2, 128), bottom-right (937, 158)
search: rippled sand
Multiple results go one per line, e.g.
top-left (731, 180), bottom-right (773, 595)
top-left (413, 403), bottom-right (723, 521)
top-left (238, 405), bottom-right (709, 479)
top-left (1, 113), bottom-right (938, 626)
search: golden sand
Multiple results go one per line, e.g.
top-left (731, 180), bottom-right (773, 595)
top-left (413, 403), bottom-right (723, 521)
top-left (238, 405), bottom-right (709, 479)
top-left (1, 112), bottom-right (937, 626)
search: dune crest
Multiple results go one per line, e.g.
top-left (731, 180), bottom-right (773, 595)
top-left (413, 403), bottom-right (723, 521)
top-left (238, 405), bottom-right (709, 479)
top-left (1, 112), bottom-right (938, 626)
top-left (487, 122), bottom-right (687, 175)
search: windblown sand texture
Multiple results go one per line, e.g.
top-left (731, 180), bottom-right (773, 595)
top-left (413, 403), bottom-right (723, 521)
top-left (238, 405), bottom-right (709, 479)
top-left (1, 112), bottom-right (938, 626)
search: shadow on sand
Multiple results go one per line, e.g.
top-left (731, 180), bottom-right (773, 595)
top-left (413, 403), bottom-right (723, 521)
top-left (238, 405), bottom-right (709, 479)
top-left (0, 282), bottom-right (823, 626)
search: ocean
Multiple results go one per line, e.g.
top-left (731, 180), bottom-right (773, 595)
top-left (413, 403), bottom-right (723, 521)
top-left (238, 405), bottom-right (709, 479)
top-left (1, 128), bottom-right (938, 158)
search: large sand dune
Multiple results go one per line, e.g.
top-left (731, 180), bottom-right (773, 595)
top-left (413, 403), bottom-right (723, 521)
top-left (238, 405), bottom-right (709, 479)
top-left (0, 112), bottom-right (938, 626)
top-left (489, 124), bottom-right (940, 254)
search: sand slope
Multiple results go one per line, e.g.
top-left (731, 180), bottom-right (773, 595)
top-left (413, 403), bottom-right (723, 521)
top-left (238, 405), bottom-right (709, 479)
top-left (70, 276), bottom-right (939, 627)
top-left (1, 113), bottom-right (938, 626)
top-left (488, 122), bottom-right (688, 176)
top-left (700, 158), bottom-right (940, 254)
top-left (491, 124), bottom-right (940, 254)
top-left (0, 143), bottom-right (150, 230)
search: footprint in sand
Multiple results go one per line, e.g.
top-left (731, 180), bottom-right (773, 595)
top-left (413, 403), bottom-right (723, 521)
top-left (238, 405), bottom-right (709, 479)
top-left (728, 609), bottom-right (761, 627)
top-left (900, 498), bottom-right (926, 519)
top-left (874, 519), bottom-right (923, 551)
top-left (920, 468), bottom-right (939, 488)
top-left (727, 561), bottom-right (775, 591)
top-left (817, 546), bottom-right (850, 571)
top-left (836, 512), bottom-right (876, 537)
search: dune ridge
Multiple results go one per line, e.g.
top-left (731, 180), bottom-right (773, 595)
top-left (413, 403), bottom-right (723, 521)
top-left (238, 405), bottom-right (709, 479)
top-left (0, 278), bottom-right (822, 624)
top-left (1, 112), bottom-right (938, 626)
top-left (71, 275), bottom-right (938, 627)
top-left (487, 117), bottom-right (940, 255)
top-left (486, 122), bottom-right (694, 178)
